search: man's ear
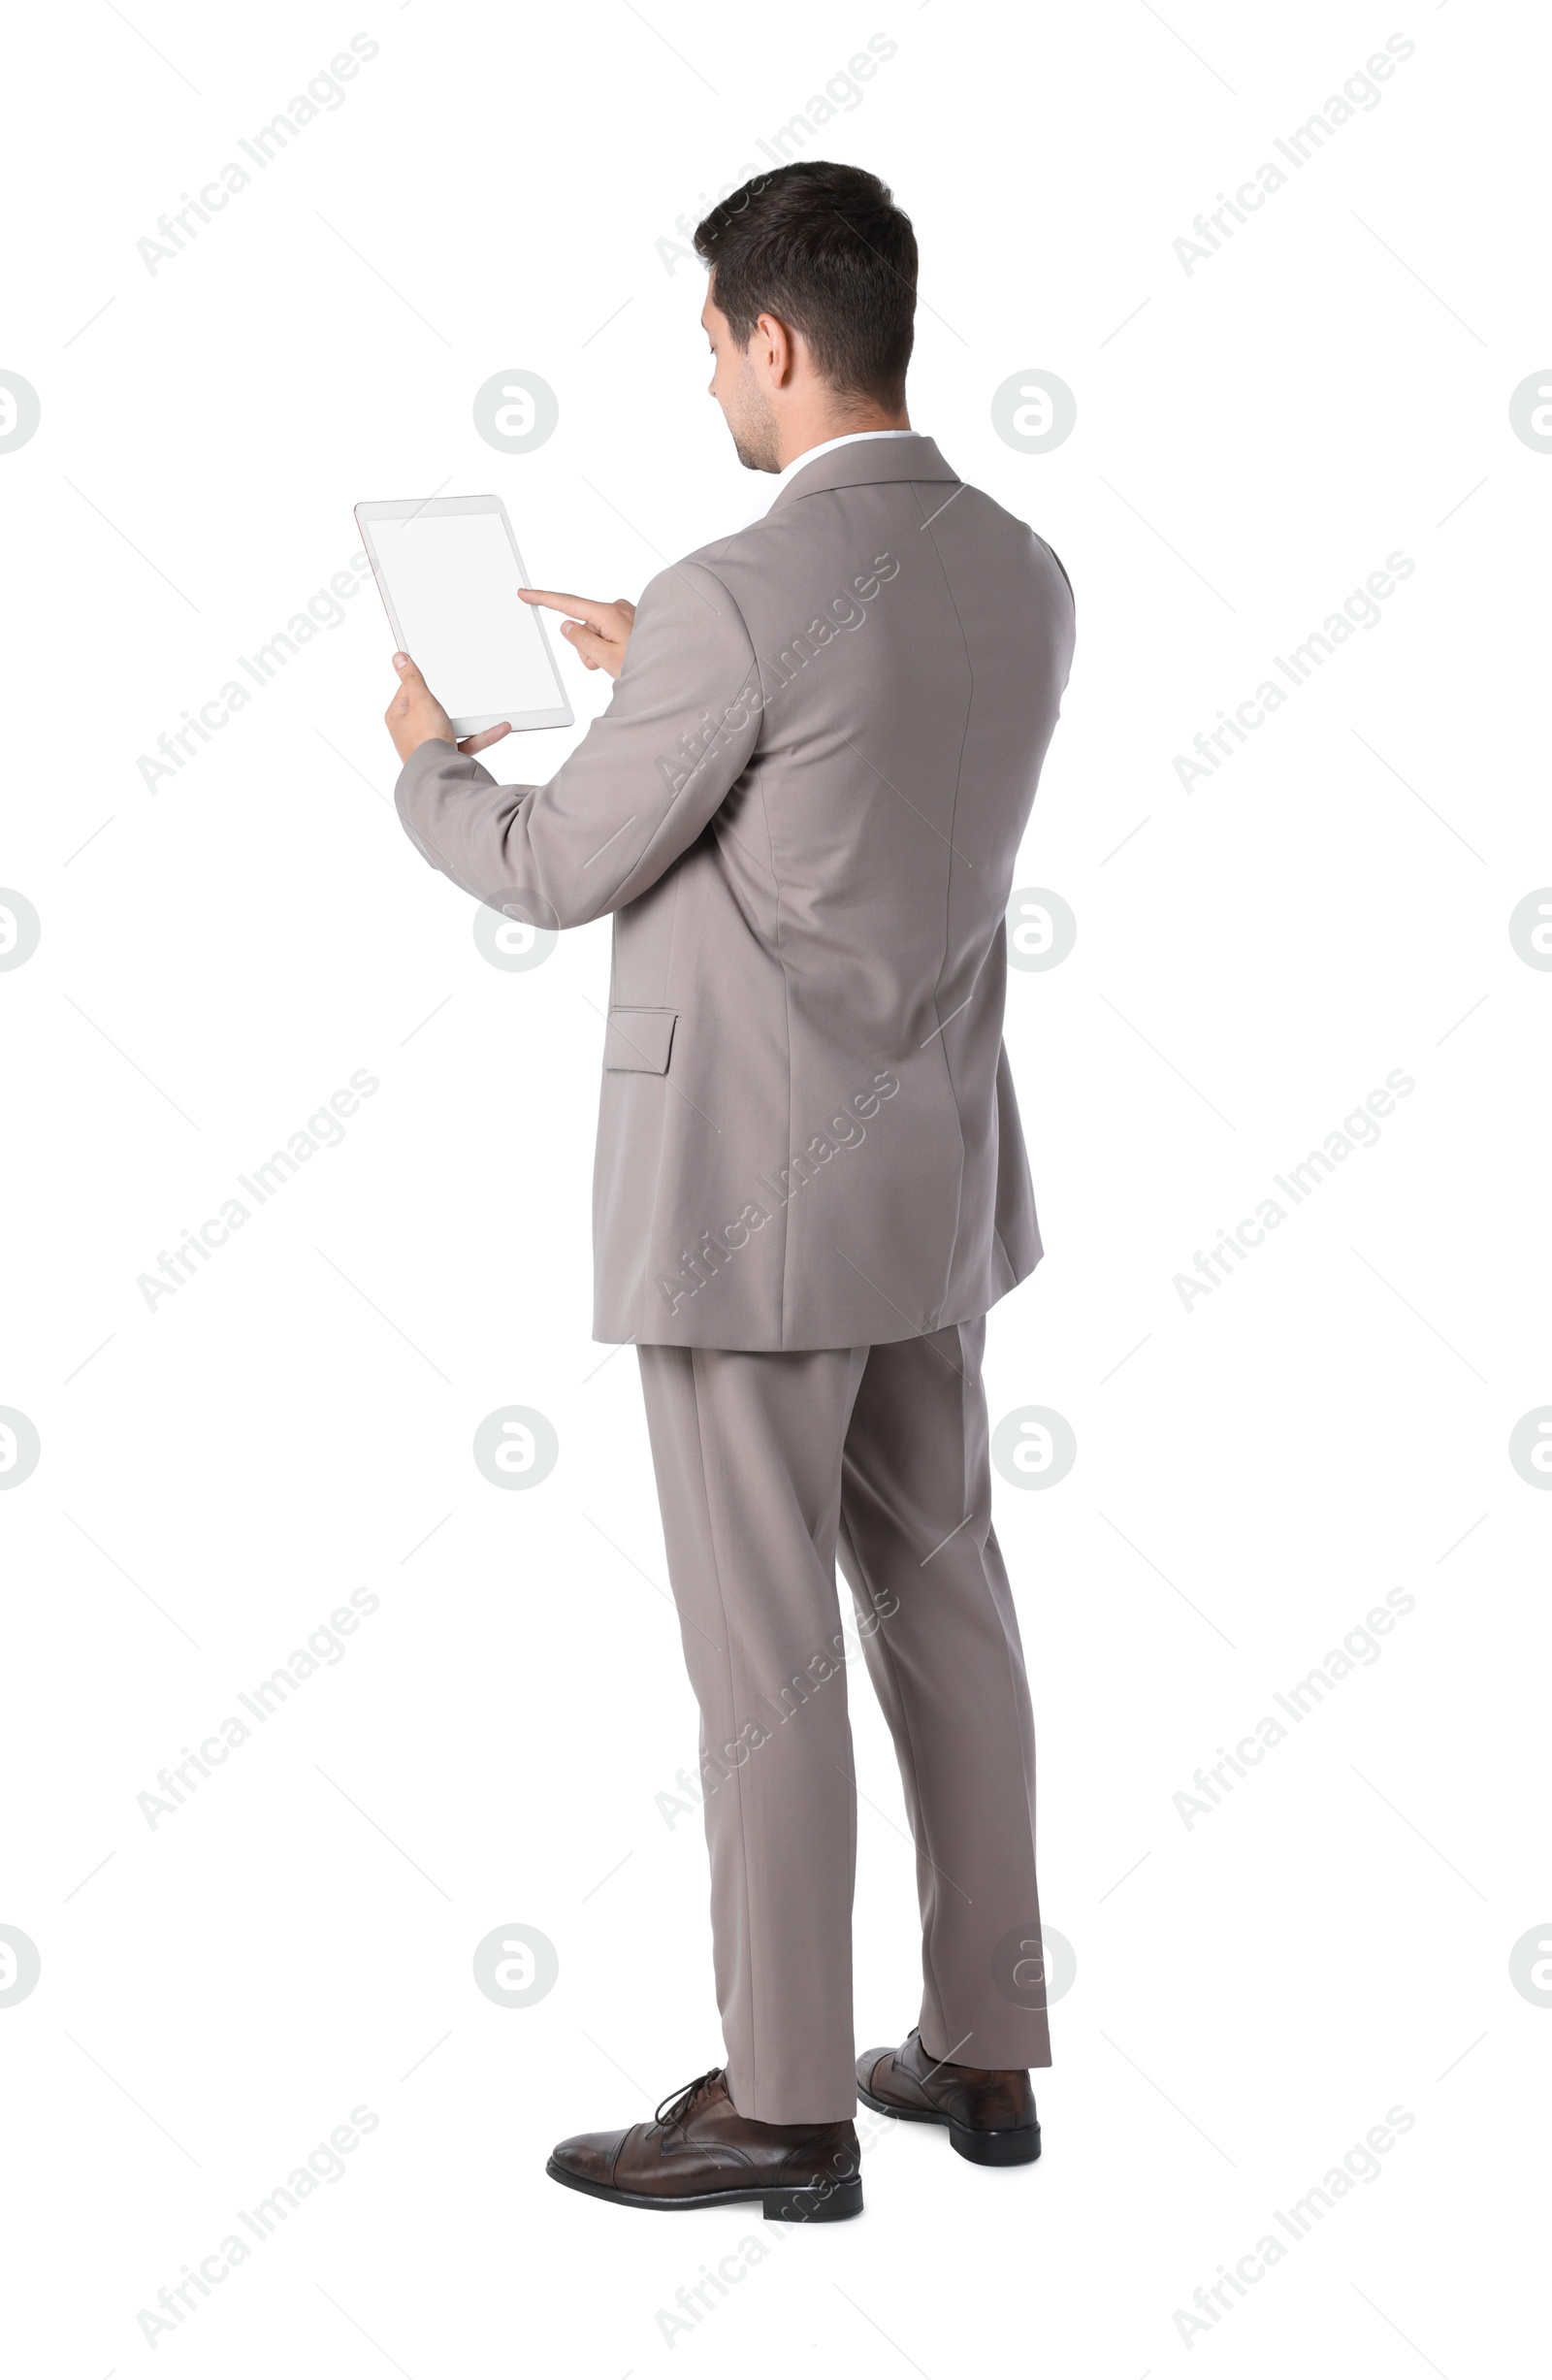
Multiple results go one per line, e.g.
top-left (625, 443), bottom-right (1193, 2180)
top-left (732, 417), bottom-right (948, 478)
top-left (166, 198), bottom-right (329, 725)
top-left (757, 311), bottom-right (795, 389)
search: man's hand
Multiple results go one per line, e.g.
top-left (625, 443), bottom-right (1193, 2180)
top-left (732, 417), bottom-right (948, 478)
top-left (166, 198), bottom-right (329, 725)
top-left (383, 654), bottom-right (513, 764)
top-left (519, 588), bottom-right (636, 678)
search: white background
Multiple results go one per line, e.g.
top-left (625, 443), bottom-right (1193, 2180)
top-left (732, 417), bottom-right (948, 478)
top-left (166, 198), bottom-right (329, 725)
top-left (3, 2), bottom-right (1548, 2372)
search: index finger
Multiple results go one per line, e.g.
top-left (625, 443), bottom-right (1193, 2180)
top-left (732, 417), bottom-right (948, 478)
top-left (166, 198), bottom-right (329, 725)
top-left (518, 588), bottom-right (621, 631)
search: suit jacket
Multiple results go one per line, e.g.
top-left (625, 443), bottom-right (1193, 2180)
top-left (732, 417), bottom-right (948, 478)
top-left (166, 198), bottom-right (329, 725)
top-left (394, 434), bottom-right (1076, 1350)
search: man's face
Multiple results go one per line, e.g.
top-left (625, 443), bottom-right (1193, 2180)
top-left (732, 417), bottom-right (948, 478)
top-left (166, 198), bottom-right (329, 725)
top-left (702, 287), bottom-right (780, 473)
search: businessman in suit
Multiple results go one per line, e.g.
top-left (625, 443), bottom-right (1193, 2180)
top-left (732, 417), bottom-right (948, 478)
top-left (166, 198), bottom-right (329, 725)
top-left (384, 162), bottom-right (1075, 2222)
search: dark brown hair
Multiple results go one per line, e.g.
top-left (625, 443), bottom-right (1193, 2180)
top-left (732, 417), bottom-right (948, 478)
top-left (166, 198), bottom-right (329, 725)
top-left (694, 162), bottom-right (917, 408)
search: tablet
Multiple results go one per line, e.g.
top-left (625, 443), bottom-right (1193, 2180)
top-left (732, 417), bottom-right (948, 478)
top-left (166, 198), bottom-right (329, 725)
top-left (355, 494), bottom-right (574, 735)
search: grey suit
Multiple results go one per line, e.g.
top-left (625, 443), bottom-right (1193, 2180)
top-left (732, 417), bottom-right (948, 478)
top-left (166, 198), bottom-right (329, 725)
top-left (395, 436), bottom-right (1075, 1353)
top-left (395, 435), bottom-right (1074, 2120)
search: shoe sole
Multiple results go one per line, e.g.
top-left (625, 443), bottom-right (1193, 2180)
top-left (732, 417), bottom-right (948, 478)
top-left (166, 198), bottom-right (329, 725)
top-left (546, 2157), bottom-right (863, 2221)
top-left (857, 2083), bottom-right (1041, 2168)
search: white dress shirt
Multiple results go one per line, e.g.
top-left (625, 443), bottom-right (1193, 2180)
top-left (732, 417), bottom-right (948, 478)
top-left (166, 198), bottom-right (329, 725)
top-left (749, 427), bottom-right (922, 520)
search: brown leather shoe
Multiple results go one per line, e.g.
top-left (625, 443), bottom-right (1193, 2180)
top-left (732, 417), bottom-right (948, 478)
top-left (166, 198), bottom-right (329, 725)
top-left (547, 2068), bottom-right (863, 2220)
top-left (857, 2028), bottom-right (1041, 2167)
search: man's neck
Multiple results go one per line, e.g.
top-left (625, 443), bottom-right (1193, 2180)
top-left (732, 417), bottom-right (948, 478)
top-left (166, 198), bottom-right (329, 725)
top-left (773, 409), bottom-right (911, 473)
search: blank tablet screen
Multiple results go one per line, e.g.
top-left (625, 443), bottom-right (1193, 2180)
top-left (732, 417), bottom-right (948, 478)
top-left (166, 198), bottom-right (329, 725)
top-left (368, 509), bottom-right (562, 721)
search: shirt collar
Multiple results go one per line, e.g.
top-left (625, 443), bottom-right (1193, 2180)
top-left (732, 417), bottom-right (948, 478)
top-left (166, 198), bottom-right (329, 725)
top-left (761, 428), bottom-right (922, 515)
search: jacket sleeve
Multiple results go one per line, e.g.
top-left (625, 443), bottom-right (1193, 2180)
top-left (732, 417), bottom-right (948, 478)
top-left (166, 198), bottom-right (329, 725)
top-left (393, 558), bottom-right (761, 929)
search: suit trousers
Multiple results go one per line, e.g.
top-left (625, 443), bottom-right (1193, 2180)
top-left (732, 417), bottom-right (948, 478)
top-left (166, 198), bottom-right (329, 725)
top-left (636, 1316), bottom-right (1051, 2125)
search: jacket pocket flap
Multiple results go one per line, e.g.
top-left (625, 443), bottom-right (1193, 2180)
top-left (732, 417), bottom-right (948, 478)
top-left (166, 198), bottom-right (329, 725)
top-left (603, 1006), bottom-right (677, 1073)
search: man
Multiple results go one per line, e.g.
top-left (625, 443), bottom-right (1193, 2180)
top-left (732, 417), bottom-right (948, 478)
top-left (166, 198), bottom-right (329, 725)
top-left (384, 162), bottom-right (1075, 2223)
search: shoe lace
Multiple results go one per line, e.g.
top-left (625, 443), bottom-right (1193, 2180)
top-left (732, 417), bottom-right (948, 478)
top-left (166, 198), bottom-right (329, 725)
top-left (654, 2068), bottom-right (723, 2130)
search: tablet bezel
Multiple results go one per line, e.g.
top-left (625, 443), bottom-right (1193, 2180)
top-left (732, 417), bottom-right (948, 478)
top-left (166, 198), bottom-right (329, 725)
top-left (354, 493), bottom-right (575, 735)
